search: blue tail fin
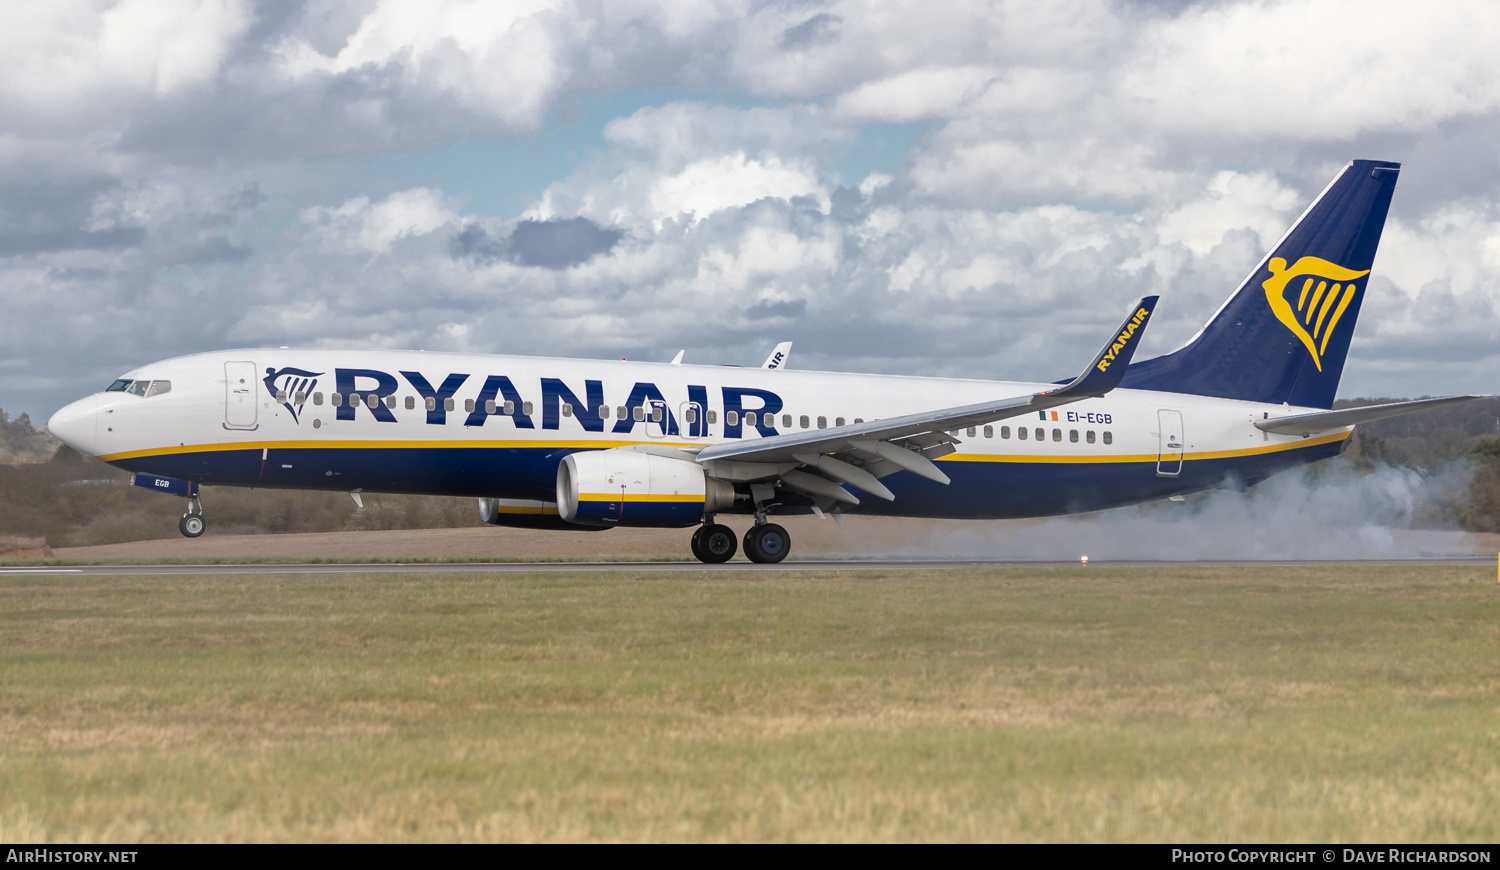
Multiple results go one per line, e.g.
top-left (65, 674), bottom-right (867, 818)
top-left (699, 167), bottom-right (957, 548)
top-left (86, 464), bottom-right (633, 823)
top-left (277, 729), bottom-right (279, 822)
top-left (1120, 159), bottom-right (1399, 409)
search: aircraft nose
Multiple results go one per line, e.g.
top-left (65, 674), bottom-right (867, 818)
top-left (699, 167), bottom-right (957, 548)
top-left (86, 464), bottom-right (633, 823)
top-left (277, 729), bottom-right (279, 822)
top-left (47, 395), bottom-right (102, 456)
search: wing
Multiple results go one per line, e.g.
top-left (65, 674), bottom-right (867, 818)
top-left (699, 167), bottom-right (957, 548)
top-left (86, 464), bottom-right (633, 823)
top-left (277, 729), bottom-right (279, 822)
top-left (1254, 395), bottom-right (1492, 436)
top-left (761, 341), bottom-right (793, 369)
top-left (693, 297), bottom-right (1158, 504)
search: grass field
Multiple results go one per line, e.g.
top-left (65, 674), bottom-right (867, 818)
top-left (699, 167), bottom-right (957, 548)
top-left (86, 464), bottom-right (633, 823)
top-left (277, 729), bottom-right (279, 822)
top-left (1, 564), bottom-right (1497, 842)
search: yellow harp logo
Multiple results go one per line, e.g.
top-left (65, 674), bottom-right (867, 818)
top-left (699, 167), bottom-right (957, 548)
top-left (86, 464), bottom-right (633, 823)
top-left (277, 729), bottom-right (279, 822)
top-left (1262, 256), bottom-right (1369, 372)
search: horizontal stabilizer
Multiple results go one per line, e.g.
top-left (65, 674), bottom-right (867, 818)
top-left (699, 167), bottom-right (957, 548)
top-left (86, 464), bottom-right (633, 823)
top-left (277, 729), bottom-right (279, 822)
top-left (1254, 395), bottom-right (1492, 436)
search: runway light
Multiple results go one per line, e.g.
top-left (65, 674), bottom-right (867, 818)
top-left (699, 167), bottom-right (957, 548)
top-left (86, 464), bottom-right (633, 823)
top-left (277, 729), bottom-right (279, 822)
top-left (1081, 555), bottom-right (1089, 564)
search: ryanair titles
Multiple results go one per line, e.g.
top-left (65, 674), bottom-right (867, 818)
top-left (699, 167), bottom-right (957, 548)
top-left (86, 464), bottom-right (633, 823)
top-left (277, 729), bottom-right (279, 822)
top-left (297, 368), bottom-right (784, 439)
top-left (1095, 306), bottom-right (1152, 373)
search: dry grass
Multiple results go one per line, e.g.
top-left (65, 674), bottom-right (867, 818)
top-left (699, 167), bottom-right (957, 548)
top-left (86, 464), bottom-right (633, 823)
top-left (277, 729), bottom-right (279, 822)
top-left (1, 564), bottom-right (1497, 842)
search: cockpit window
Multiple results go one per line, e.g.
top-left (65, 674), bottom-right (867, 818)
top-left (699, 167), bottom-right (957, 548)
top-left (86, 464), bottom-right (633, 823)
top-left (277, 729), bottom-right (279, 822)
top-left (125, 381), bottom-right (150, 397)
top-left (106, 379), bottom-right (131, 392)
top-left (146, 380), bottom-right (171, 397)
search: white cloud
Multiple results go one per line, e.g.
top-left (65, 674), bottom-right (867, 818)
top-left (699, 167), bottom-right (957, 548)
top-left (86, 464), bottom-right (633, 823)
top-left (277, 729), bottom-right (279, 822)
top-left (274, 0), bottom-right (566, 127)
top-left (647, 152), bottom-right (826, 227)
top-left (301, 188), bottom-right (459, 252)
top-left (0, 0), bottom-right (252, 127)
top-left (7, 0), bottom-right (1500, 420)
top-left (1156, 171), bottom-right (1300, 256)
top-left (831, 66), bottom-right (995, 124)
top-left (1119, 0), bottom-right (1500, 139)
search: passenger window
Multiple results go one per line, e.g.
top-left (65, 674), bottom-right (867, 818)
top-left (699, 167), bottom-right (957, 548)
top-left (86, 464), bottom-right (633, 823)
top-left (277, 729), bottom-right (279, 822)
top-left (1035, 428), bottom-right (1045, 441)
top-left (817, 416), bottom-right (827, 429)
top-left (707, 410), bottom-right (718, 424)
top-left (854, 418), bottom-right (864, 424)
top-left (726, 411), bottom-right (739, 426)
top-left (800, 415), bottom-right (810, 428)
top-left (684, 407), bottom-right (697, 424)
top-left (425, 397), bottom-right (435, 411)
top-left (1001, 426), bottom-right (1010, 439)
top-left (782, 414), bottom-right (792, 427)
top-left (485, 399), bottom-right (496, 414)
top-left (1018, 427), bottom-right (1027, 440)
top-left (836, 417), bottom-right (846, 427)
top-left (1052, 429), bottom-right (1061, 442)
top-left (966, 426), bottom-right (976, 437)
top-left (275, 389), bottom-right (288, 403)
top-left (126, 380), bottom-right (149, 396)
top-left (1103, 431), bottom-right (1113, 445)
top-left (364, 394), bottom-right (377, 409)
top-left (983, 425), bottom-right (993, 439)
top-left (385, 395), bottom-right (396, 409)
top-left (1070, 429), bottom-right (1078, 443)
top-left (465, 399), bottom-right (475, 413)
top-left (405, 396), bottom-right (415, 410)
top-left (1086, 430), bottom-right (1096, 444)
top-left (331, 393), bottom-right (342, 407)
top-left (599, 405), bottom-right (609, 419)
top-left (106, 379), bottom-right (131, 392)
top-left (633, 406), bottom-right (645, 422)
top-left (745, 411), bottom-right (757, 426)
top-left (292, 390), bottom-right (305, 404)
top-left (522, 402), bottom-right (533, 416)
top-left (504, 401), bottom-right (515, 415)
top-left (313, 392), bottom-right (324, 406)
top-left (617, 405), bottom-right (628, 420)
top-left (147, 381), bottom-right (172, 398)
top-left (651, 405), bottom-right (662, 423)
top-left (562, 403), bottom-right (573, 417)
top-left (443, 398), bottom-right (454, 412)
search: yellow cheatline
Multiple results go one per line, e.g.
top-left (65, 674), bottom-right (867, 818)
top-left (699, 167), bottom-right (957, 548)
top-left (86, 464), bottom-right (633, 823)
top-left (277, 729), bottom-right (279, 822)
top-left (938, 431), bottom-right (1350, 464)
top-left (96, 437), bottom-right (676, 462)
top-left (577, 492), bottom-right (704, 503)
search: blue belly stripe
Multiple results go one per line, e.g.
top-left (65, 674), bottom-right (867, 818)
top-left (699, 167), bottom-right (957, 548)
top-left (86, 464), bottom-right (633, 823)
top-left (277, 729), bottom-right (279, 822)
top-left (108, 439), bottom-right (1344, 521)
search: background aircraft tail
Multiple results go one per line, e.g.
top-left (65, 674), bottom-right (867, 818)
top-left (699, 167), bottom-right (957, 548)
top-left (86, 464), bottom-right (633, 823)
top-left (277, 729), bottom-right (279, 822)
top-left (1120, 159), bottom-right (1400, 409)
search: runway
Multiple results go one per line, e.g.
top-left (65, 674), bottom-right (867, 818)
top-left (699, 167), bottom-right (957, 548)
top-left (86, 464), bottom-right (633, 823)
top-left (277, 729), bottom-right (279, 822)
top-left (0, 558), bottom-right (1490, 576)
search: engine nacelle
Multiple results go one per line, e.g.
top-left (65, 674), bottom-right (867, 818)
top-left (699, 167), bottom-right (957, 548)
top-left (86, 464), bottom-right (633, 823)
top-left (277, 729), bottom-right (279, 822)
top-left (477, 497), bottom-right (610, 531)
top-left (557, 449), bottom-right (736, 528)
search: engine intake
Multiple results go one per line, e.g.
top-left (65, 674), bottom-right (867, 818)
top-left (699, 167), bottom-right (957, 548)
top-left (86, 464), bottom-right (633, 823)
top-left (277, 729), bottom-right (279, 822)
top-left (557, 449), bottom-right (735, 527)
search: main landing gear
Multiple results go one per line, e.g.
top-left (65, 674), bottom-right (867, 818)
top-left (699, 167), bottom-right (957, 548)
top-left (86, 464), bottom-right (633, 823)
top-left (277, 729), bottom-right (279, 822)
top-left (178, 496), bottom-right (206, 538)
top-left (690, 523), bottom-right (737, 563)
top-left (743, 522), bottom-right (789, 563)
top-left (690, 518), bottom-right (791, 564)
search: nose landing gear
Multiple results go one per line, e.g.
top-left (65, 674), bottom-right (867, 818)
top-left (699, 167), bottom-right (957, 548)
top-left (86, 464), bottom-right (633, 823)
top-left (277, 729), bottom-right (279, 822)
top-left (178, 496), bottom-right (206, 538)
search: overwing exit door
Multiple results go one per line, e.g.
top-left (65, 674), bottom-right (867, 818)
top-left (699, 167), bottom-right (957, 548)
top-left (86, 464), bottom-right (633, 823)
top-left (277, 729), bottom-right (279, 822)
top-left (1157, 408), bottom-right (1183, 477)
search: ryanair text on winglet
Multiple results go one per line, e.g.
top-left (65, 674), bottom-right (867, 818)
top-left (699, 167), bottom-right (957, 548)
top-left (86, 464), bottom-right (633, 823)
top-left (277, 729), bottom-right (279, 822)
top-left (1095, 306), bottom-right (1152, 373)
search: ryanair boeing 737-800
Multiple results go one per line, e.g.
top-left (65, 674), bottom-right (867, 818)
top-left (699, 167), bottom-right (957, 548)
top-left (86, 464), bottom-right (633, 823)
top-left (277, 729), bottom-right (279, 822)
top-left (45, 160), bottom-right (1487, 562)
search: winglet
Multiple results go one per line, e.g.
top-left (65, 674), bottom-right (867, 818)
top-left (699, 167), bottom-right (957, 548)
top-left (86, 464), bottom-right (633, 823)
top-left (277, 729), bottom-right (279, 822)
top-left (1037, 296), bottom-right (1158, 401)
top-left (762, 342), bottom-right (792, 370)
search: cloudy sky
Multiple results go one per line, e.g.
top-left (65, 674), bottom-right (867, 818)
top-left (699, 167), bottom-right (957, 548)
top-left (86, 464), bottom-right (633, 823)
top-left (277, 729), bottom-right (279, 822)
top-left (5, 0), bottom-right (1500, 419)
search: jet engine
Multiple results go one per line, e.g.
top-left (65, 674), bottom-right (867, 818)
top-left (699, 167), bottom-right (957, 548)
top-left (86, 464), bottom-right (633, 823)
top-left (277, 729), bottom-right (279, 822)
top-left (557, 448), bottom-right (736, 527)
